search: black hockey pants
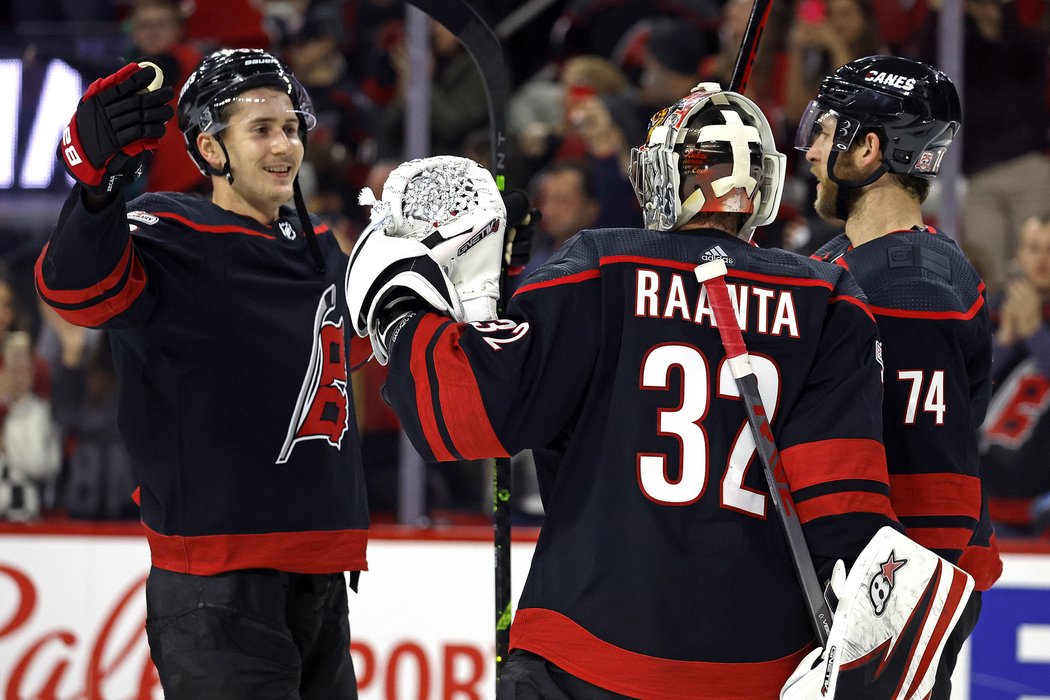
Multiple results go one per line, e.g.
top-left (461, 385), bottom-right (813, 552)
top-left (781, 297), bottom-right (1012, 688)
top-left (145, 566), bottom-right (358, 700)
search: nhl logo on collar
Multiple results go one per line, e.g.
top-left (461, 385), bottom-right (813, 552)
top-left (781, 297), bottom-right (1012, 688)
top-left (278, 220), bottom-right (296, 240)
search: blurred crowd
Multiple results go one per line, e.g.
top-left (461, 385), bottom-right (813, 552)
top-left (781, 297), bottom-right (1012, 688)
top-left (1, 0), bottom-right (1050, 539)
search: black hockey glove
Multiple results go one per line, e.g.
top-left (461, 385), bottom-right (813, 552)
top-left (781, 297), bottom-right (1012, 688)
top-left (59, 62), bottom-right (174, 194)
top-left (501, 188), bottom-right (542, 278)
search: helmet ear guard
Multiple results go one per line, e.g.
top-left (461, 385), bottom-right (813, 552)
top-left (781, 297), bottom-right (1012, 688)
top-left (630, 83), bottom-right (785, 238)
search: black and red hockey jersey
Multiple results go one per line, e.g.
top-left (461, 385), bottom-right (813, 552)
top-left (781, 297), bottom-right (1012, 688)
top-left (36, 186), bottom-right (368, 576)
top-left (383, 227), bottom-right (899, 699)
top-left (813, 227), bottom-right (1002, 591)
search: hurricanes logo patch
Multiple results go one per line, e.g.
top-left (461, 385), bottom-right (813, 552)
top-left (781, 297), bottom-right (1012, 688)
top-left (127, 211), bottom-right (160, 226)
top-left (276, 285), bottom-right (349, 463)
top-left (869, 550), bottom-right (908, 615)
top-left (279, 220), bottom-right (296, 240)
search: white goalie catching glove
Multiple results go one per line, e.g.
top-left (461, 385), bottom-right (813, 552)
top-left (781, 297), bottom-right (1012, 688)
top-left (780, 526), bottom-right (975, 700)
top-left (345, 155), bottom-right (507, 364)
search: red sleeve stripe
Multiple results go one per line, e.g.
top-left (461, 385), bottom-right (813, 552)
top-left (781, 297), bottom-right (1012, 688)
top-left (410, 314), bottom-right (456, 461)
top-left (35, 239), bottom-right (136, 305)
top-left (829, 294), bottom-right (875, 321)
top-left (513, 269), bottom-right (599, 296)
top-left (889, 473), bottom-right (981, 518)
top-left (510, 607), bottom-right (811, 699)
top-left (870, 284), bottom-right (985, 320)
top-left (430, 322), bottom-right (508, 459)
top-left (35, 242), bottom-right (148, 325)
top-left (794, 491), bottom-right (895, 523)
top-left (780, 439), bottom-right (889, 490)
top-left (958, 535), bottom-right (1003, 591)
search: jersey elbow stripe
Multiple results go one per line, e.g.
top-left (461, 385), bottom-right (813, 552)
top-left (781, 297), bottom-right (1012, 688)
top-left (794, 491), bottom-right (895, 523)
top-left (780, 438), bottom-right (888, 490)
top-left (958, 535), bottom-right (1003, 591)
top-left (430, 323), bottom-right (507, 459)
top-left (410, 314), bottom-right (458, 461)
top-left (889, 473), bottom-right (981, 519)
top-left (35, 240), bottom-right (146, 324)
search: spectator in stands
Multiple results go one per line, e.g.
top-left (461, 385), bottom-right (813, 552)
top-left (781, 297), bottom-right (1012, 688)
top-left (41, 304), bottom-right (138, 521)
top-left (0, 331), bottom-right (61, 521)
top-left (380, 18), bottom-right (489, 158)
top-left (125, 0), bottom-right (204, 194)
top-left (520, 161), bottom-right (601, 279)
top-left (509, 54), bottom-right (630, 174)
top-left (983, 214), bottom-right (1050, 536)
top-left (783, 0), bottom-right (884, 123)
top-left (0, 276), bottom-right (49, 398)
top-left (283, 6), bottom-right (380, 232)
top-left (915, 0), bottom-right (1050, 292)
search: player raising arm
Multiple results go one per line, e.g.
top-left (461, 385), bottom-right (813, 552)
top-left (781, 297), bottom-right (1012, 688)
top-left (36, 50), bottom-right (369, 699)
top-left (349, 84), bottom-right (915, 699)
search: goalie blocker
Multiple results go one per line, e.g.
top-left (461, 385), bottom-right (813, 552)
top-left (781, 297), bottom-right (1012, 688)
top-left (781, 527), bottom-right (974, 700)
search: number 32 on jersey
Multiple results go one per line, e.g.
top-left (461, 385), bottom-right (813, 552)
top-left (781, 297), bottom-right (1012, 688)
top-left (638, 343), bottom-right (780, 517)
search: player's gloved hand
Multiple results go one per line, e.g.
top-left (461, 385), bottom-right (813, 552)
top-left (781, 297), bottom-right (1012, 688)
top-left (362, 155), bottom-right (508, 324)
top-left (59, 62), bottom-right (174, 194)
top-left (344, 211), bottom-right (463, 365)
top-left (500, 188), bottom-right (541, 278)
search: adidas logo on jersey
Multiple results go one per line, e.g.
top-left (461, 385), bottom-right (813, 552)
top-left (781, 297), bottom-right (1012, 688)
top-left (701, 245), bottom-right (735, 266)
top-left (127, 211), bottom-right (159, 226)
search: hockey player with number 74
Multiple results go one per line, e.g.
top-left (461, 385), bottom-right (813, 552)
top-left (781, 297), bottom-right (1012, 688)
top-left (346, 83), bottom-right (975, 699)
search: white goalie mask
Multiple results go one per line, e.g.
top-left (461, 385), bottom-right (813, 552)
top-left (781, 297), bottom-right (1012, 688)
top-left (630, 83), bottom-right (785, 237)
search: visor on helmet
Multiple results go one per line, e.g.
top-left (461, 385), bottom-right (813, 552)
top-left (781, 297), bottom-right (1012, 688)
top-left (794, 101), bottom-right (862, 154)
top-left (197, 95), bottom-right (317, 136)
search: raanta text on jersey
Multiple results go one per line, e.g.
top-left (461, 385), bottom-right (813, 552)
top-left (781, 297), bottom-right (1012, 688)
top-left (634, 268), bottom-right (801, 337)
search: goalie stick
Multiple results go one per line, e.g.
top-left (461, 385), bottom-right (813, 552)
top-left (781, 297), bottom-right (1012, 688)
top-left (404, 0), bottom-right (513, 680)
top-left (695, 260), bottom-right (832, 646)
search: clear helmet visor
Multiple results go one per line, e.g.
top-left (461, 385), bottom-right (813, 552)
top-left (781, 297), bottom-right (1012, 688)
top-left (794, 101), bottom-right (861, 154)
top-left (198, 94), bottom-right (317, 136)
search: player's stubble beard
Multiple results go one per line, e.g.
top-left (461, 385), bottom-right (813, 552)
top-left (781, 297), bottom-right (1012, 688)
top-left (813, 151), bottom-right (864, 223)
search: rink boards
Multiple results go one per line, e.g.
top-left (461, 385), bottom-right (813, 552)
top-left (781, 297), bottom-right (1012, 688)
top-left (0, 524), bottom-right (1047, 699)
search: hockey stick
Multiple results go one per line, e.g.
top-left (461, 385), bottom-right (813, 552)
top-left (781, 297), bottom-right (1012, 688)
top-left (728, 0), bottom-right (774, 93)
top-left (404, 0), bottom-right (513, 679)
top-left (695, 260), bottom-right (832, 646)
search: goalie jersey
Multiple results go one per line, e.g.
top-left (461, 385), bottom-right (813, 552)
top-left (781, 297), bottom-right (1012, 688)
top-left (36, 187), bottom-right (369, 576)
top-left (383, 227), bottom-right (899, 699)
top-left (813, 227), bottom-right (1002, 592)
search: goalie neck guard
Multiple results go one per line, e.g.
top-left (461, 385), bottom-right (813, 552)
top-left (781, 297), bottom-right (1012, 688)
top-left (629, 82), bottom-right (785, 237)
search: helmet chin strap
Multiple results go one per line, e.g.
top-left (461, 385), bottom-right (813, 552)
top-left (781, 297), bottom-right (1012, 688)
top-left (825, 149), bottom-right (887, 221)
top-left (204, 134), bottom-right (235, 184)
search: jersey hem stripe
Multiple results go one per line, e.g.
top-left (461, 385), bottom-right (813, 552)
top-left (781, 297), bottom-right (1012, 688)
top-left (509, 607), bottom-right (812, 700)
top-left (143, 522), bottom-right (368, 575)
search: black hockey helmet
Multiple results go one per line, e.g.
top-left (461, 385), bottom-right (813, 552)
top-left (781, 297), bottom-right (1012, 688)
top-left (795, 55), bottom-right (961, 180)
top-left (178, 48), bottom-right (316, 177)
